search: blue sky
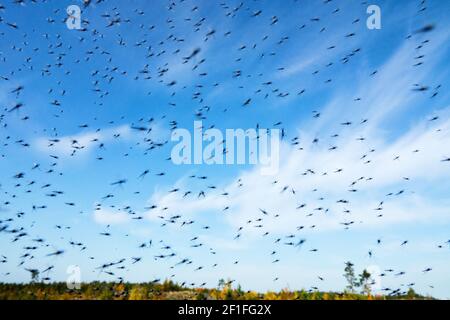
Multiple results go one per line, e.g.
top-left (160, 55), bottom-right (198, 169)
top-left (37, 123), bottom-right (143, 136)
top-left (0, 0), bottom-right (450, 298)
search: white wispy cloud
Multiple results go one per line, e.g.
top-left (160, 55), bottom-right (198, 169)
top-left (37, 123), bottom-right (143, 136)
top-left (143, 32), bottom-right (450, 238)
top-left (33, 121), bottom-right (169, 159)
top-left (93, 207), bottom-right (131, 225)
top-left (34, 125), bottom-right (132, 158)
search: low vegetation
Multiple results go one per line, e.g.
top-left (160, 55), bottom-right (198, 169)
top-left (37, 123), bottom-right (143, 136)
top-left (0, 262), bottom-right (433, 300)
